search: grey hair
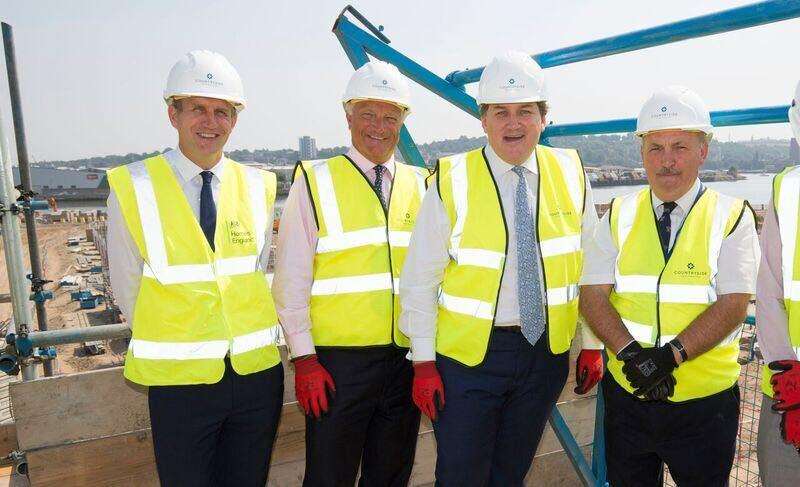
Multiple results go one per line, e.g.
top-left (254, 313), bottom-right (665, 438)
top-left (344, 100), bottom-right (409, 122)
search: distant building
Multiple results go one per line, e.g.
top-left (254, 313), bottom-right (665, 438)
top-left (791, 138), bottom-right (800, 162)
top-left (299, 136), bottom-right (318, 160)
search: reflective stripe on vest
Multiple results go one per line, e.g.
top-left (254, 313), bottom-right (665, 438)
top-left (608, 187), bottom-right (746, 401)
top-left (108, 155), bottom-right (281, 386)
top-left (436, 146), bottom-right (585, 366)
top-left (762, 166), bottom-right (800, 396)
top-left (297, 155), bottom-right (427, 346)
top-left (129, 161), bottom-right (269, 283)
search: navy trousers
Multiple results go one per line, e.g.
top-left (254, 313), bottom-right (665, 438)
top-left (148, 358), bottom-right (284, 487)
top-left (433, 328), bottom-right (569, 487)
top-left (603, 374), bottom-right (740, 487)
top-left (303, 346), bottom-right (421, 487)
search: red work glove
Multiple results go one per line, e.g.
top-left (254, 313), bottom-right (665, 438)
top-left (412, 361), bottom-right (445, 421)
top-left (769, 360), bottom-right (800, 411)
top-left (574, 349), bottom-right (604, 395)
top-left (780, 408), bottom-right (800, 449)
top-left (294, 355), bottom-right (335, 418)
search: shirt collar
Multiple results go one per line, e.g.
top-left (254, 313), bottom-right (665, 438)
top-left (165, 147), bottom-right (225, 183)
top-left (651, 178), bottom-right (702, 214)
top-left (346, 146), bottom-right (395, 179)
top-left (484, 143), bottom-right (538, 176)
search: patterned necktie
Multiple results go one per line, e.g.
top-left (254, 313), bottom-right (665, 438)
top-left (199, 170), bottom-right (216, 251)
top-left (657, 201), bottom-right (677, 255)
top-left (511, 166), bottom-right (545, 346)
top-left (373, 165), bottom-right (387, 210)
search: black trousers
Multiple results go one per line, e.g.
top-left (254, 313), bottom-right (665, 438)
top-left (602, 374), bottom-right (740, 487)
top-left (303, 346), bottom-right (421, 487)
top-left (148, 359), bottom-right (284, 487)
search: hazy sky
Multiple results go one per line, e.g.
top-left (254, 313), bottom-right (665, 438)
top-left (1, 0), bottom-right (799, 162)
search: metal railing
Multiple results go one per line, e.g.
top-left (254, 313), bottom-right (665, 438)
top-left (331, 2), bottom-right (799, 485)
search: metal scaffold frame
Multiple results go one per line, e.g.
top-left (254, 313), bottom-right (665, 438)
top-left (331, 2), bottom-right (800, 485)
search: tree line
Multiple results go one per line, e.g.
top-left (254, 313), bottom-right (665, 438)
top-left (37, 135), bottom-right (793, 172)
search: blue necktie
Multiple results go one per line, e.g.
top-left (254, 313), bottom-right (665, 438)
top-left (373, 165), bottom-right (387, 210)
top-left (199, 170), bottom-right (216, 251)
top-left (511, 165), bottom-right (545, 346)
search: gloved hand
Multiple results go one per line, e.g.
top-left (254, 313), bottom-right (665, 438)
top-left (769, 360), bottom-right (800, 411)
top-left (780, 408), bottom-right (800, 449)
top-left (618, 342), bottom-right (678, 399)
top-left (412, 361), bottom-right (445, 421)
top-left (574, 349), bottom-right (604, 394)
top-left (294, 354), bottom-right (335, 418)
top-left (644, 374), bottom-right (676, 402)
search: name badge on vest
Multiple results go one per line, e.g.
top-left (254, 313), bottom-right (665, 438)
top-left (227, 220), bottom-right (254, 245)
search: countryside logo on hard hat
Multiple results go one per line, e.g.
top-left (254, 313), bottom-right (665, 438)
top-left (499, 77), bottom-right (525, 92)
top-left (651, 104), bottom-right (678, 121)
top-left (371, 79), bottom-right (396, 93)
top-left (194, 73), bottom-right (223, 88)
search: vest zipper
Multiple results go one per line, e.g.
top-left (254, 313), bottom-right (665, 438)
top-left (651, 187), bottom-right (706, 348)
top-left (343, 155), bottom-right (398, 347)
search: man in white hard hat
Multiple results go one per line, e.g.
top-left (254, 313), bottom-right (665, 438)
top-left (399, 50), bottom-right (603, 485)
top-left (580, 85), bottom-right (759, 486)
top-left (755, 80), bottom-right (800, 485)
top-left (107, 50), bottom-right (284, 486)
top-left (272, 60), bottom-right (428, 486)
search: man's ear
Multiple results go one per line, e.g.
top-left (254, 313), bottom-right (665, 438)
top-left (168, 104), bottom-right (179, 129)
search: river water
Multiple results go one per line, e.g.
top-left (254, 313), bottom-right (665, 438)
top-left (592, 173), bottom-right (774, 206)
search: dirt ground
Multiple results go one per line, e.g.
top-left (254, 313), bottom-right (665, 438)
top-left (0, 222), bottom-right (124, 375)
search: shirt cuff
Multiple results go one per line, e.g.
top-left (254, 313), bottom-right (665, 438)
top-left (580, 323), bottom-right (604, 350)
top-left (579, 274), bottom-right (615, 286)
top-left (285, 330), bottom-right (316, 359)
top-left (410, 337), bottom-right (436, 362)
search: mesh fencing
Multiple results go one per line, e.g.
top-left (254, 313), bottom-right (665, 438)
top-left (664, 321), bottom-right (763, 486)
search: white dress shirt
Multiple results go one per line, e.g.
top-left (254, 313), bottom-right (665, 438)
top-left (399, 144), bottom-right (603, 362)
top-left (755, 197), bottom-right (798, 363)
top-left (107, 148), bottom-right (274, 326)
top-left (580, 178), bottom-right (760, 296)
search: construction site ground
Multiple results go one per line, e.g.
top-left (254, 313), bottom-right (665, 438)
top-left (0, 221), bottom-right (123, 377)
top-left (0, 221), bottom-right (122, 486)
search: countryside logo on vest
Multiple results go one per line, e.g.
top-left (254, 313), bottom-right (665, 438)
top-left (671, 261), bottom-right (708, 278)
top-left (548, 204), bottom-right (573, 218)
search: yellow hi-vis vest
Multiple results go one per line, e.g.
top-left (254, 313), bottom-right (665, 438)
top-left (295, 155), bottom-right (428, 347)
top-left (762, 166), bottom-right (800, 397)
top-left (435, 146), bottom-right (585, 366)
top-left (608, 187), bottom-right (747, 402)
top-left (108, 155), bottom-right (281, 386)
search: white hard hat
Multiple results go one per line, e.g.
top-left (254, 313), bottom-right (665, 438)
top-left (635, 85), bottom-right (713, 138)
top-left (342, 60), bottom-right (411, 113)
top-left (477, 50), bottom-right (547, 106)
top-left (164, 50), bottom-right (246, 112)
top-left (789, 80), bottom-right (800, 143)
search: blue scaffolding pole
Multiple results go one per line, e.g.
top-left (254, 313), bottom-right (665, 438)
top-left (332, 2), bottom-right (800, 485)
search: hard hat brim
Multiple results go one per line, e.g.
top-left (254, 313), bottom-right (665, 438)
top-left (342, 97), bottom-right (411, 114)
top-left (475, 95), bottom-right (547, 106)
top-left (165, 93), bottom-right (246, 113)
top-left (634, 125), bottom-right (713, 138)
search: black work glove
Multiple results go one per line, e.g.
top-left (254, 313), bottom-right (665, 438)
top-left (644, 374), bottom-right (676, 401)
top-left (618, 342), bottom-right (678, 399)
